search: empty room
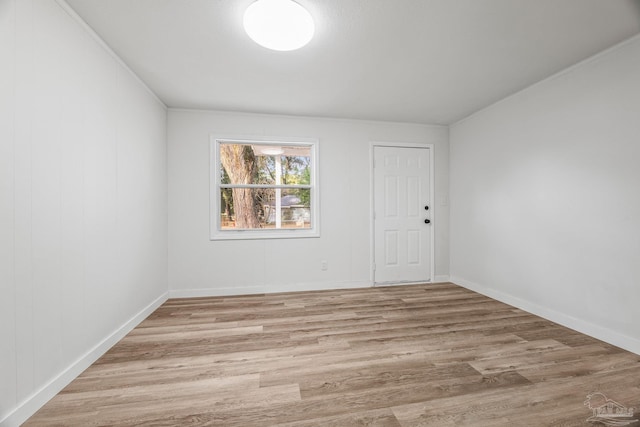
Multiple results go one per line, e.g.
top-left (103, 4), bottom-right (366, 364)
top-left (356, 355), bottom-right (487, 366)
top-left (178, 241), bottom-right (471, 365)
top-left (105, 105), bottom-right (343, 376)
top-left (2, 0), bottom-right (640, 425)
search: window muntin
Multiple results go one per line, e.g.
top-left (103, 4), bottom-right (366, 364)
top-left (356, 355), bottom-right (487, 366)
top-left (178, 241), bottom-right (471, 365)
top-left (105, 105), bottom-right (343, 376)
top-left (211, 138), bottom-right (318, 239)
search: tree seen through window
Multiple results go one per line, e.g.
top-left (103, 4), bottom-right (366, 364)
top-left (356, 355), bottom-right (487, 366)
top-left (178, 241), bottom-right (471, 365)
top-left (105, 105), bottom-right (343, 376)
top-left (218, 143), bottom-right (312, 230)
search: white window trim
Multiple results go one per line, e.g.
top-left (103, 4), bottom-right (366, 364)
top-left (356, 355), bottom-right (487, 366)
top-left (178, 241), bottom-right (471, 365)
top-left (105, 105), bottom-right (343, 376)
top-left (210, 135), bottom-right (320, 240)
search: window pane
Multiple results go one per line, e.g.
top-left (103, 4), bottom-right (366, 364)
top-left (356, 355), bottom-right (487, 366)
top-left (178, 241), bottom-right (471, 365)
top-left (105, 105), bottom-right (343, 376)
top-left (220, 188), bottom-right (311, 230)
top-left (219, 143), bottom-right (311, 186)
top-left (279, 154), bottom-right (311, 185)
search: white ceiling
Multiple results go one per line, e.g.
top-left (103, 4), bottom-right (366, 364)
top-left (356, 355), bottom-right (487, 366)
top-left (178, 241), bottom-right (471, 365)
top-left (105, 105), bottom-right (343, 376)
top-left (66, 0), bottom-right (640, 125)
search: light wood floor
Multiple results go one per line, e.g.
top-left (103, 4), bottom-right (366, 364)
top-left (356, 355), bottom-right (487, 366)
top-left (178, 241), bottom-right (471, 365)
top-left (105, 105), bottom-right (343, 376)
top-left (25, 283), bottom-right (640, 426)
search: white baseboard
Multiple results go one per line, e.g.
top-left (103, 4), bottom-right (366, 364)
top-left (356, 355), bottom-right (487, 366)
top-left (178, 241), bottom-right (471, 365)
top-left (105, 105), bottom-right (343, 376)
top-left (169, 279), bottom-right (452, 299)
top-left (450, 275), bottom-right (640, 356)
top-left (169, 280), bottom-right (373, 299)
top-left (1, 292), bottom-right (169, 427)
top-left (169, 286), bottom-right (266, 298)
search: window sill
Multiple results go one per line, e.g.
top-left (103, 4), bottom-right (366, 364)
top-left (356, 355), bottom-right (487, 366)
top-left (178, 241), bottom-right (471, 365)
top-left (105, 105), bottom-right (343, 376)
top-left (210, 228), bottom-right (320, 241)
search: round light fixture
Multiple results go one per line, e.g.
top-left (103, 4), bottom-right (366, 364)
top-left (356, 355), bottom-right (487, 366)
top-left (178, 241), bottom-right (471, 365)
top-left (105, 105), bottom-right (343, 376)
top-left (243, 0), bottom-right (314, 51)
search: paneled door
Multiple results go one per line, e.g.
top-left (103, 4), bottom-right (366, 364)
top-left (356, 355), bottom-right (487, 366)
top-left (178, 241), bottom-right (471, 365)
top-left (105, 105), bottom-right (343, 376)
top-left (373, 146), bottom-right (431, 284)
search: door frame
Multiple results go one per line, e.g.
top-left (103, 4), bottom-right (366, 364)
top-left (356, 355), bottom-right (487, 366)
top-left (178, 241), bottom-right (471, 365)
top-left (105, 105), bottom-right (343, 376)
top-left (369, 141), bottom-right (435, 286)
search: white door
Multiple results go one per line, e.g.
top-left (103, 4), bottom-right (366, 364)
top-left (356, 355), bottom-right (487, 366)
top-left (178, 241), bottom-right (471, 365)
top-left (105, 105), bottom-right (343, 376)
top-left (373, 146), bottom-right (431, 284)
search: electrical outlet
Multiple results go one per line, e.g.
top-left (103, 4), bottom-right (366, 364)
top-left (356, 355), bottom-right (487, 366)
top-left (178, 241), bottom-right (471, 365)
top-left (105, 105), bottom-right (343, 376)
top-left (321, 260), bottom-right (328, 271)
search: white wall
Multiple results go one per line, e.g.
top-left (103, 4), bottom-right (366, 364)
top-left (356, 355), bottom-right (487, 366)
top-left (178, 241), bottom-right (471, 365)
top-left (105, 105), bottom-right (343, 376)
top-left (0, 1), bottom-right (168, 425)
top-left (168, 110), bottom-right (449, 296)
top-left (450, 35), bottom-right (640, 354)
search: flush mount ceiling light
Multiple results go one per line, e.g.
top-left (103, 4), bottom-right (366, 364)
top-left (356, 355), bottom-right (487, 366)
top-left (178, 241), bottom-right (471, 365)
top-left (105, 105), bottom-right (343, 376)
top-left (243, 0), bottom-right (314, 51)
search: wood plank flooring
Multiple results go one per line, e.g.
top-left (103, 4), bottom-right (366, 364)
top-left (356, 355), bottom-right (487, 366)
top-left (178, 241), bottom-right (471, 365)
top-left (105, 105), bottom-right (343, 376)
top-left (25, 283), bottom-right (640, 426)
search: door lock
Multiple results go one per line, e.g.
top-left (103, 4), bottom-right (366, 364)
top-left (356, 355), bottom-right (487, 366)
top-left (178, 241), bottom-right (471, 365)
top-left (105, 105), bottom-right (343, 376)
top-left (424, 219), bottom-right (431, 224)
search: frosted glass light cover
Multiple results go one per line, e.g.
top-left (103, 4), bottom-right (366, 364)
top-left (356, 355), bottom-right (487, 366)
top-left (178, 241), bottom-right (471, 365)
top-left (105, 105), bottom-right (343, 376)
top-left (243, 0), bottom-right (314, 51)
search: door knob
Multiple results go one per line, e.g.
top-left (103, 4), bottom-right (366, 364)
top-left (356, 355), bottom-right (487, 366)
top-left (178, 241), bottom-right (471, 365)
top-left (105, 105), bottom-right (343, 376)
top-left (424, 219), bottom-right (431, 224)
top-left (424, 205), bottom-right (429, 210)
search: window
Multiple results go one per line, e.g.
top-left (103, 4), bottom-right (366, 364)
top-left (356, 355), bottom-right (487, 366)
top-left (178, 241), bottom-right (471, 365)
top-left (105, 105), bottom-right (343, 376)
top-left (210, 137), bottom-right (319, 240)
